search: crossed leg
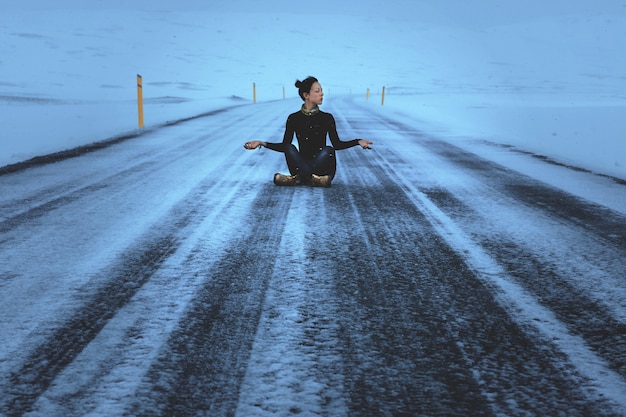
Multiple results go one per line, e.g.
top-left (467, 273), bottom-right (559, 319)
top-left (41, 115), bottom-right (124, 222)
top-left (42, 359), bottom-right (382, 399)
top-left (285, 144), bottom-right (336, 180)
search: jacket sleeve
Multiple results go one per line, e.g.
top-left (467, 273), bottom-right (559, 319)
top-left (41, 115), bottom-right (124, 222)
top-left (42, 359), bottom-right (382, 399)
top-left (327, 114), bottom-right (360, 150)
top-left (263, 114), bottom-right (294, 152)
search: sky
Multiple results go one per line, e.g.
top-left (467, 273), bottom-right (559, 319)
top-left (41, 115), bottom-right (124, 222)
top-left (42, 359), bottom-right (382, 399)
top-left (1, 0), bottom-right (625, 179)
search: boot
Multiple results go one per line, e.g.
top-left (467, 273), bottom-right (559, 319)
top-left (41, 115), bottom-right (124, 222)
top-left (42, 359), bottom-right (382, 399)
top-left (273, 173), bottom-right (299, 186)
top-left (309, 174), bottom-right (332, 188)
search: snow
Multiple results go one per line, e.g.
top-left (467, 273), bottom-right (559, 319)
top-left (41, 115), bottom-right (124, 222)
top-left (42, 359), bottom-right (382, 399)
top-left (2, 1), bottom-right (626, 415)
top-left (1, 0), bottom-right (625, 180)
top-left (373, 148), bottom-right (626, 406)
top-left (235, 190), bottom-right (349, 416)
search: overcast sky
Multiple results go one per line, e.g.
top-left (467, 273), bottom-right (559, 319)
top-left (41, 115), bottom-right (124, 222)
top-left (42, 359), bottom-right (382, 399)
top-left (7, 0), bottom-right (626, 26)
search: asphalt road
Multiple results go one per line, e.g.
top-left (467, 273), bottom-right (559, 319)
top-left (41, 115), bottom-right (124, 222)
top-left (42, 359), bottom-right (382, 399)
top-left (1, 97), bottom-right (625, 416)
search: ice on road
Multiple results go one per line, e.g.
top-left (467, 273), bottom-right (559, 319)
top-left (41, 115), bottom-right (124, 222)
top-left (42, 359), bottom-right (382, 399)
top-left (1, 97), bottom-right (625, 416)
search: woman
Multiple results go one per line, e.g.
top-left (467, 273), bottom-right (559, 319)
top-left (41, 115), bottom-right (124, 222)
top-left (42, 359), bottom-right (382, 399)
top-left (243, 76), bottom-right (373, 187)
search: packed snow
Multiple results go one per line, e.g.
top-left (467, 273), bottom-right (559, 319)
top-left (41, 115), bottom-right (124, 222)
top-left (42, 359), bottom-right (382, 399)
top-left (1, 0), bottom-right (625, 181)
top-left (1, 2), bottom-right (626, 415)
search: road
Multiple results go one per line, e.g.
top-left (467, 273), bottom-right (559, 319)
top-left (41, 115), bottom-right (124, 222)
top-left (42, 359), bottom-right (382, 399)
top-left (1, 96), bottom-right (625, 416)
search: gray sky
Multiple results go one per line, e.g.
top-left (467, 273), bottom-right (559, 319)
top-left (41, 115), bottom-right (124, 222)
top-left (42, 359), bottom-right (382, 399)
top-left (7, 0), bottom-right (626, 26)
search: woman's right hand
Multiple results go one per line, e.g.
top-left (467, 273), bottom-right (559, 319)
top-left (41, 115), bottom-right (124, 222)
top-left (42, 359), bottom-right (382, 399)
top-left (244, 140), bottom-right (263, 150)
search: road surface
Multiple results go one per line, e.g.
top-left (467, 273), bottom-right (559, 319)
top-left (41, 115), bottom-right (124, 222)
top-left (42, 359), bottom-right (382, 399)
top-left (1, 96), bottom-right (625, 416)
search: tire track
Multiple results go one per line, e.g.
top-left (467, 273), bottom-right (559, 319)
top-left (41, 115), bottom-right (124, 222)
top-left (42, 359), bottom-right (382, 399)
top-left (1, 226), bottom-right (180, 415)
top-left (352, 103), bottom-right (626, 246)
top-left (431, 142), bottom-right (626, 245)
top-left (0, 166), bottom-right (223, 415)
top-left (3, 96), bottom-right (625, 416)
top-left (423, 187), bottom-right (626, 377)
top-left (324, 102), bottom-right (625, 414)
top-left (324, 185), bottom-right (494, 416)
top-left (0, 99), bottom-right (298, 416)
top-left (322, 160), bottom-right (621, 415)
top-left (234, 188), bottom-right (350, 417)
top-left (347, 103), bottom-right (626, 340)
top-left (0, 107), bottom-right (235, 177)
top-left (130, 186), bottom-right (295, 416)
top-left (0, 119), bottom-right (272, 415)
top-left (0, 102), bottom-right (281, 230)
top-left (352, 105), bottom-right (626, 381)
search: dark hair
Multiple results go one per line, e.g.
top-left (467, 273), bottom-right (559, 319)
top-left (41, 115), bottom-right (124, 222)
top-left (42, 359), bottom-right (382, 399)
top-left (295, 76), bottom-right (319, 101)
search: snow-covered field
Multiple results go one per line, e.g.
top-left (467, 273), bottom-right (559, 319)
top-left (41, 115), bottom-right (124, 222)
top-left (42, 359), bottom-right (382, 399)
top-left (1, 1), bottom-right (625, 180)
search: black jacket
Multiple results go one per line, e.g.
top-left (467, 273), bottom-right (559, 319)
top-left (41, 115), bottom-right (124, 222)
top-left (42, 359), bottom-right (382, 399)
top-left (264, 109), bottom-right (359, 160)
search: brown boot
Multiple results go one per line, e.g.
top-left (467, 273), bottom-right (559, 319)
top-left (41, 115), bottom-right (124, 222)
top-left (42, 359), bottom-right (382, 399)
top-left (273, 173), bottom-right (299, 186)
top-left (309, 174), bottom-right (332, 188)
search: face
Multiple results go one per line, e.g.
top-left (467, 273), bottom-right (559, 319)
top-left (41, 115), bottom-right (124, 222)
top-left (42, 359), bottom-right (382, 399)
top-left (305, 82), bottom-right (324, 105)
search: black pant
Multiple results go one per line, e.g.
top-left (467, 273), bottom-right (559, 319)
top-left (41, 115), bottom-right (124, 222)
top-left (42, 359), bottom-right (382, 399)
top-left (285, 144), bottom-right (336, 179)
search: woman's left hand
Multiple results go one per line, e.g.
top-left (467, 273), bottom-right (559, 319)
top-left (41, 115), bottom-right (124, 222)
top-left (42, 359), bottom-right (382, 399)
top-left (358, 139), bottom-right (373, 149)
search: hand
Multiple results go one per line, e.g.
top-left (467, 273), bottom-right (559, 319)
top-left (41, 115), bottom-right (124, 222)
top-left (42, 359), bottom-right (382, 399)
top-left (358, 139), bottom-right (373, 149)
top-left (244, 140), bottom-right (263, 150)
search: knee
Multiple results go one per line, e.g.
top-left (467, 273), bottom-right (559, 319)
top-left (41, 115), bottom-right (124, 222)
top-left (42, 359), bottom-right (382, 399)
top-left (320, 146), bottom-right (335, 158)
top-left (285, 144), bottom-right (299, 156)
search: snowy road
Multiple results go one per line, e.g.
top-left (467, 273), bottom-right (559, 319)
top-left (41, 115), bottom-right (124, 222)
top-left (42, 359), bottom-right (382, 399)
top-left (1, 97), bottom-right (625, 416)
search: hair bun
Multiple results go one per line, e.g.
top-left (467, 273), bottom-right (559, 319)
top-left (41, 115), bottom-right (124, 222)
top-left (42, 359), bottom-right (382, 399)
top-left (294, 76), bottom-right (318, 101)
